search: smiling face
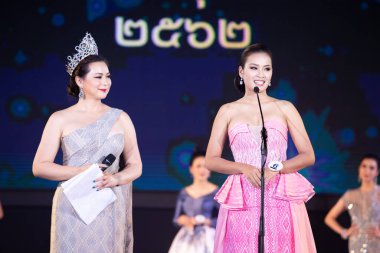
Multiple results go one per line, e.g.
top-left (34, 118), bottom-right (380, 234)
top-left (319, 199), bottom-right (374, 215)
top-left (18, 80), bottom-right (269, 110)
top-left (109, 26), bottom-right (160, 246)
top-left (190, 156), bottom-right (211, 182)
top-left (239, 52), bottom-right (272, 93)
top-left (358, 158), bottom-right (379, 184)
top-left (75, 61), bottom-right (111, 100)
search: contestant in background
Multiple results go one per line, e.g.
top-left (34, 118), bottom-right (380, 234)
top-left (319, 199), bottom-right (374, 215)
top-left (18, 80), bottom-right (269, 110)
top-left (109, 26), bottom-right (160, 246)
top-left (32, 33), bottom-right (142, 253)
top-left (205, 43), bottom-right (316, 253)
top-left (0, 201), bottom-right (3, 220)
top-left (168, 150), bottom-right (219, 253)
top-left (325, 154), bottom-right (380, 253)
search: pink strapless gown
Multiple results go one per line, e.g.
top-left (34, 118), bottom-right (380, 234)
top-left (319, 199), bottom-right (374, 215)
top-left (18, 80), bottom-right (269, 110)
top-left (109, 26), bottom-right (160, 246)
top-left (214, 120), bottom-right (316, 253)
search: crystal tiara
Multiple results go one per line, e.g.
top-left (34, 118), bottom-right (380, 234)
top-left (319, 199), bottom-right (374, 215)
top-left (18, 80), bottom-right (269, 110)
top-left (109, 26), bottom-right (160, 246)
top-left (66, 32), bottom-right (98, 76)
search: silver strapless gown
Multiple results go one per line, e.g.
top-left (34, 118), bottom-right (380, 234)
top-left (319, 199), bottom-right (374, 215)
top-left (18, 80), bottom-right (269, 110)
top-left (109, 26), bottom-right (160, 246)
top-left (50, 108), bottom-right (133, 253)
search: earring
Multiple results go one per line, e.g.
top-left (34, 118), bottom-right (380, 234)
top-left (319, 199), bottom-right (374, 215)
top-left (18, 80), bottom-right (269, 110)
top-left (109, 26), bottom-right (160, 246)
top-left (240, 78), bottom-right (243, 85)
top-left (78, 88), bottom-right (84, 99)
top-left (269, 82), bottom-right (271, 86)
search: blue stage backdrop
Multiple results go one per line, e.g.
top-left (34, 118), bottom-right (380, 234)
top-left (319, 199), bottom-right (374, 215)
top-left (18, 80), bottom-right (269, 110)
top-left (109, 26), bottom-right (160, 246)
top-left (1, 0), bottom-right (379, 193)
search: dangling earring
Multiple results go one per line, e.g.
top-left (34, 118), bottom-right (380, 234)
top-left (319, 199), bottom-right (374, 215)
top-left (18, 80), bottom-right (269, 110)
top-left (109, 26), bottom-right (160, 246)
top-left (240, 78), bottom-right (243, 85)
top-left (269, 82), bottom-right (272, 86)
top-left (358, 175), bottom-right (362, 183)
top-left (78, 88), bottom-right (84, 99)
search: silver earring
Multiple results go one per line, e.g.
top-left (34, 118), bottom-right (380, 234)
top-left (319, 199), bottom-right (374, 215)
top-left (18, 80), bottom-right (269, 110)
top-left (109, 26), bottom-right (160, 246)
top-left (240, 78), bottom-right (243, 85)
top-left (78, 88), bottom-right (84, 99)
top-left (269, 82), bottom-right (271, 86)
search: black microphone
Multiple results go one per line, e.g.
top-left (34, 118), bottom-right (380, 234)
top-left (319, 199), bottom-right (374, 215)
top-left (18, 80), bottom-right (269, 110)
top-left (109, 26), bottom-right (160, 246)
top-left (101, 154), bottom-right (116, 171)
top-left (253, 85), bottom-right (267, 253)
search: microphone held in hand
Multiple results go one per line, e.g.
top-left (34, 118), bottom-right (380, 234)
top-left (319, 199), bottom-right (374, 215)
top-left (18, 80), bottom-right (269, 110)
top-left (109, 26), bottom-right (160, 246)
top-left (254, 86), bottom-right (260, 93)
top-left (101, 154), bottom-right (116, 171)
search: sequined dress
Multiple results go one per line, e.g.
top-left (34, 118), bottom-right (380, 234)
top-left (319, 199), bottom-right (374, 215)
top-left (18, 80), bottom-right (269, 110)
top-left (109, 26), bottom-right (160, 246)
top-left (50, 108), bottom-right (133, 253)
top-left (214, 120), bottom-right (316, 253)
top-left (341, 186), bottom-right (380, 253)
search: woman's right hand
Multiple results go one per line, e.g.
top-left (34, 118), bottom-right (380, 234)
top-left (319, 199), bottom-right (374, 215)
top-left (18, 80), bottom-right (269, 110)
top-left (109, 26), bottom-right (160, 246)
top-left (347, 224), bottom-right (358, 237)
top-left (366, 225), bottom-right (380, 239)
top-left (78, 163), bottom-right (108, 174)
top-left (186, 217), bottom-right (196, 229)
top-left (77, 164), bottom-right (93, 174)
top-left (239, 164), bottom-right (261, 187)
top-left (177, 215), bottom-right (196, 229)
top-left (342, 224), bottom-right (358, 239)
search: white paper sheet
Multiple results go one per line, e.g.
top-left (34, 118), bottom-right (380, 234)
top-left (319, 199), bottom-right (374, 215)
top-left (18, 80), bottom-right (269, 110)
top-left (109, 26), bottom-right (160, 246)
top-left (61, 164), bottom-right (117, 225)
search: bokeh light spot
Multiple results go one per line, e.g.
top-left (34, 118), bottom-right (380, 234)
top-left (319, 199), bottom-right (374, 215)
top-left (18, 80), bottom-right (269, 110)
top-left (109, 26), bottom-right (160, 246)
top-left (327, 72), bottom-right (337, 83)
top-left (338, 128), bottom-right (355, 146)
top-left (14, 50), bottom-right (27, 65)
top-left (52, 13), bottom-right (65, 26)
top-left (366, 126), bottom-right (378, 138)
top-left (10, 98), bottom-right (32, 119)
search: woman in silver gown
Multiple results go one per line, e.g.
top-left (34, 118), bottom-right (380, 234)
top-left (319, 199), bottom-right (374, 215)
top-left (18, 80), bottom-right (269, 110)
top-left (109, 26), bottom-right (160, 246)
top-left (33, 33), bottom-right (142, 253)
top-left (325, 154), bottom-right (380, 253)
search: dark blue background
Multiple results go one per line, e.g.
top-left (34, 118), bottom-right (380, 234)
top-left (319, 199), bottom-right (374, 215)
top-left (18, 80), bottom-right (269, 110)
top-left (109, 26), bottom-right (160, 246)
top-left (1, 0), bottom-right (379, 193)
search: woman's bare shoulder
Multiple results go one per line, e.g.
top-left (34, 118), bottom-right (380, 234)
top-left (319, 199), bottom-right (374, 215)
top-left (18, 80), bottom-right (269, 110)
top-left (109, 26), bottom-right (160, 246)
top-left (219, 100), bottom-right (246, 112)
top-left (48, 106), bottom-right (76, 123)
top-left (118, 110), bottom-right (133, 125)
top-left (272, 99), bottom-right (297, 110)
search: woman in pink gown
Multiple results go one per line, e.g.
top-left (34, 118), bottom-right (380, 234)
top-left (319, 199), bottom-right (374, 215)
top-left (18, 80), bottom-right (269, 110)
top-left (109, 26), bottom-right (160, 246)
top-left (205, 44), bottom-right (317, 253)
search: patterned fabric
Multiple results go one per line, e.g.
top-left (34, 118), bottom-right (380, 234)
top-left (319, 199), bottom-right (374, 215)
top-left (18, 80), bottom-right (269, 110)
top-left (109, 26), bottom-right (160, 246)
top-left (342, 186), bottom-right (380, 253)
top-left (169, 226), bottom-right (215, 253)
top-left (214, 120), bottom-right (316, 253)
top-left (51, 108), bottom-right (133, 253)
top-left (168, 188), bottom-right (219, 253)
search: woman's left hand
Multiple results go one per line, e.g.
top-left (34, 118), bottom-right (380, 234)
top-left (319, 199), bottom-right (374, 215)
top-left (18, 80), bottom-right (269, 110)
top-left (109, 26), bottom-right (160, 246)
top-left (367, 226), bottom-right (380, 239)
top-left (264, 169), bottom-right (278, 184)
top-left (94, 172), bottom-right (119, 190)
top-left (202, 218), bottom-right (212, 226)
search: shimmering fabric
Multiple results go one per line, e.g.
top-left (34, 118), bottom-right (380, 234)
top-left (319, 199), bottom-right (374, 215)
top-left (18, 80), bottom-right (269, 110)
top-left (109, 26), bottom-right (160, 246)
top-left (342, 186), bottom-right (380, 253)
top-left (169, 188), bottom-right (219, 253)
top-left (214, 120), bottom-right (316, 253)
top-left (51, 108), bottom-right (133, 253)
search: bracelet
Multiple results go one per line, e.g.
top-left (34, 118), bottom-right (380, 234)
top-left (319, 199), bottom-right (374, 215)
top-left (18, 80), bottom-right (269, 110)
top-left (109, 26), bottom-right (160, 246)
top-left (195, 215), bottom-right (206, 224)
top-left (340, 229), bottom-right (348, 240)
top-left (268, 161), bottom-right (284, 172)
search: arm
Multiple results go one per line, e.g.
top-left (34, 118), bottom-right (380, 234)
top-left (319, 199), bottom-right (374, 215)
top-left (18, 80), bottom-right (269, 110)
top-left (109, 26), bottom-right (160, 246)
top-left (279, 101), bottom-right (315, 173)
top-left (173, 191), bottom-right (195, 228)
top-left (32, 112), bottom-right (88, 181)
top-left (209, 200), bottom-right (220, 228)
top-left (198, 190), bottom-right (220, 227)
top-left (0, 201), bottom-right (4, 220)
top-left (97, 112), bottom-right (142, 188)
top-left (324, 198), bottom-right (357, 239)
top-left (205, 104), bottom-right (240, 174)
top-left (205, 104), bottom-right (261, 186)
